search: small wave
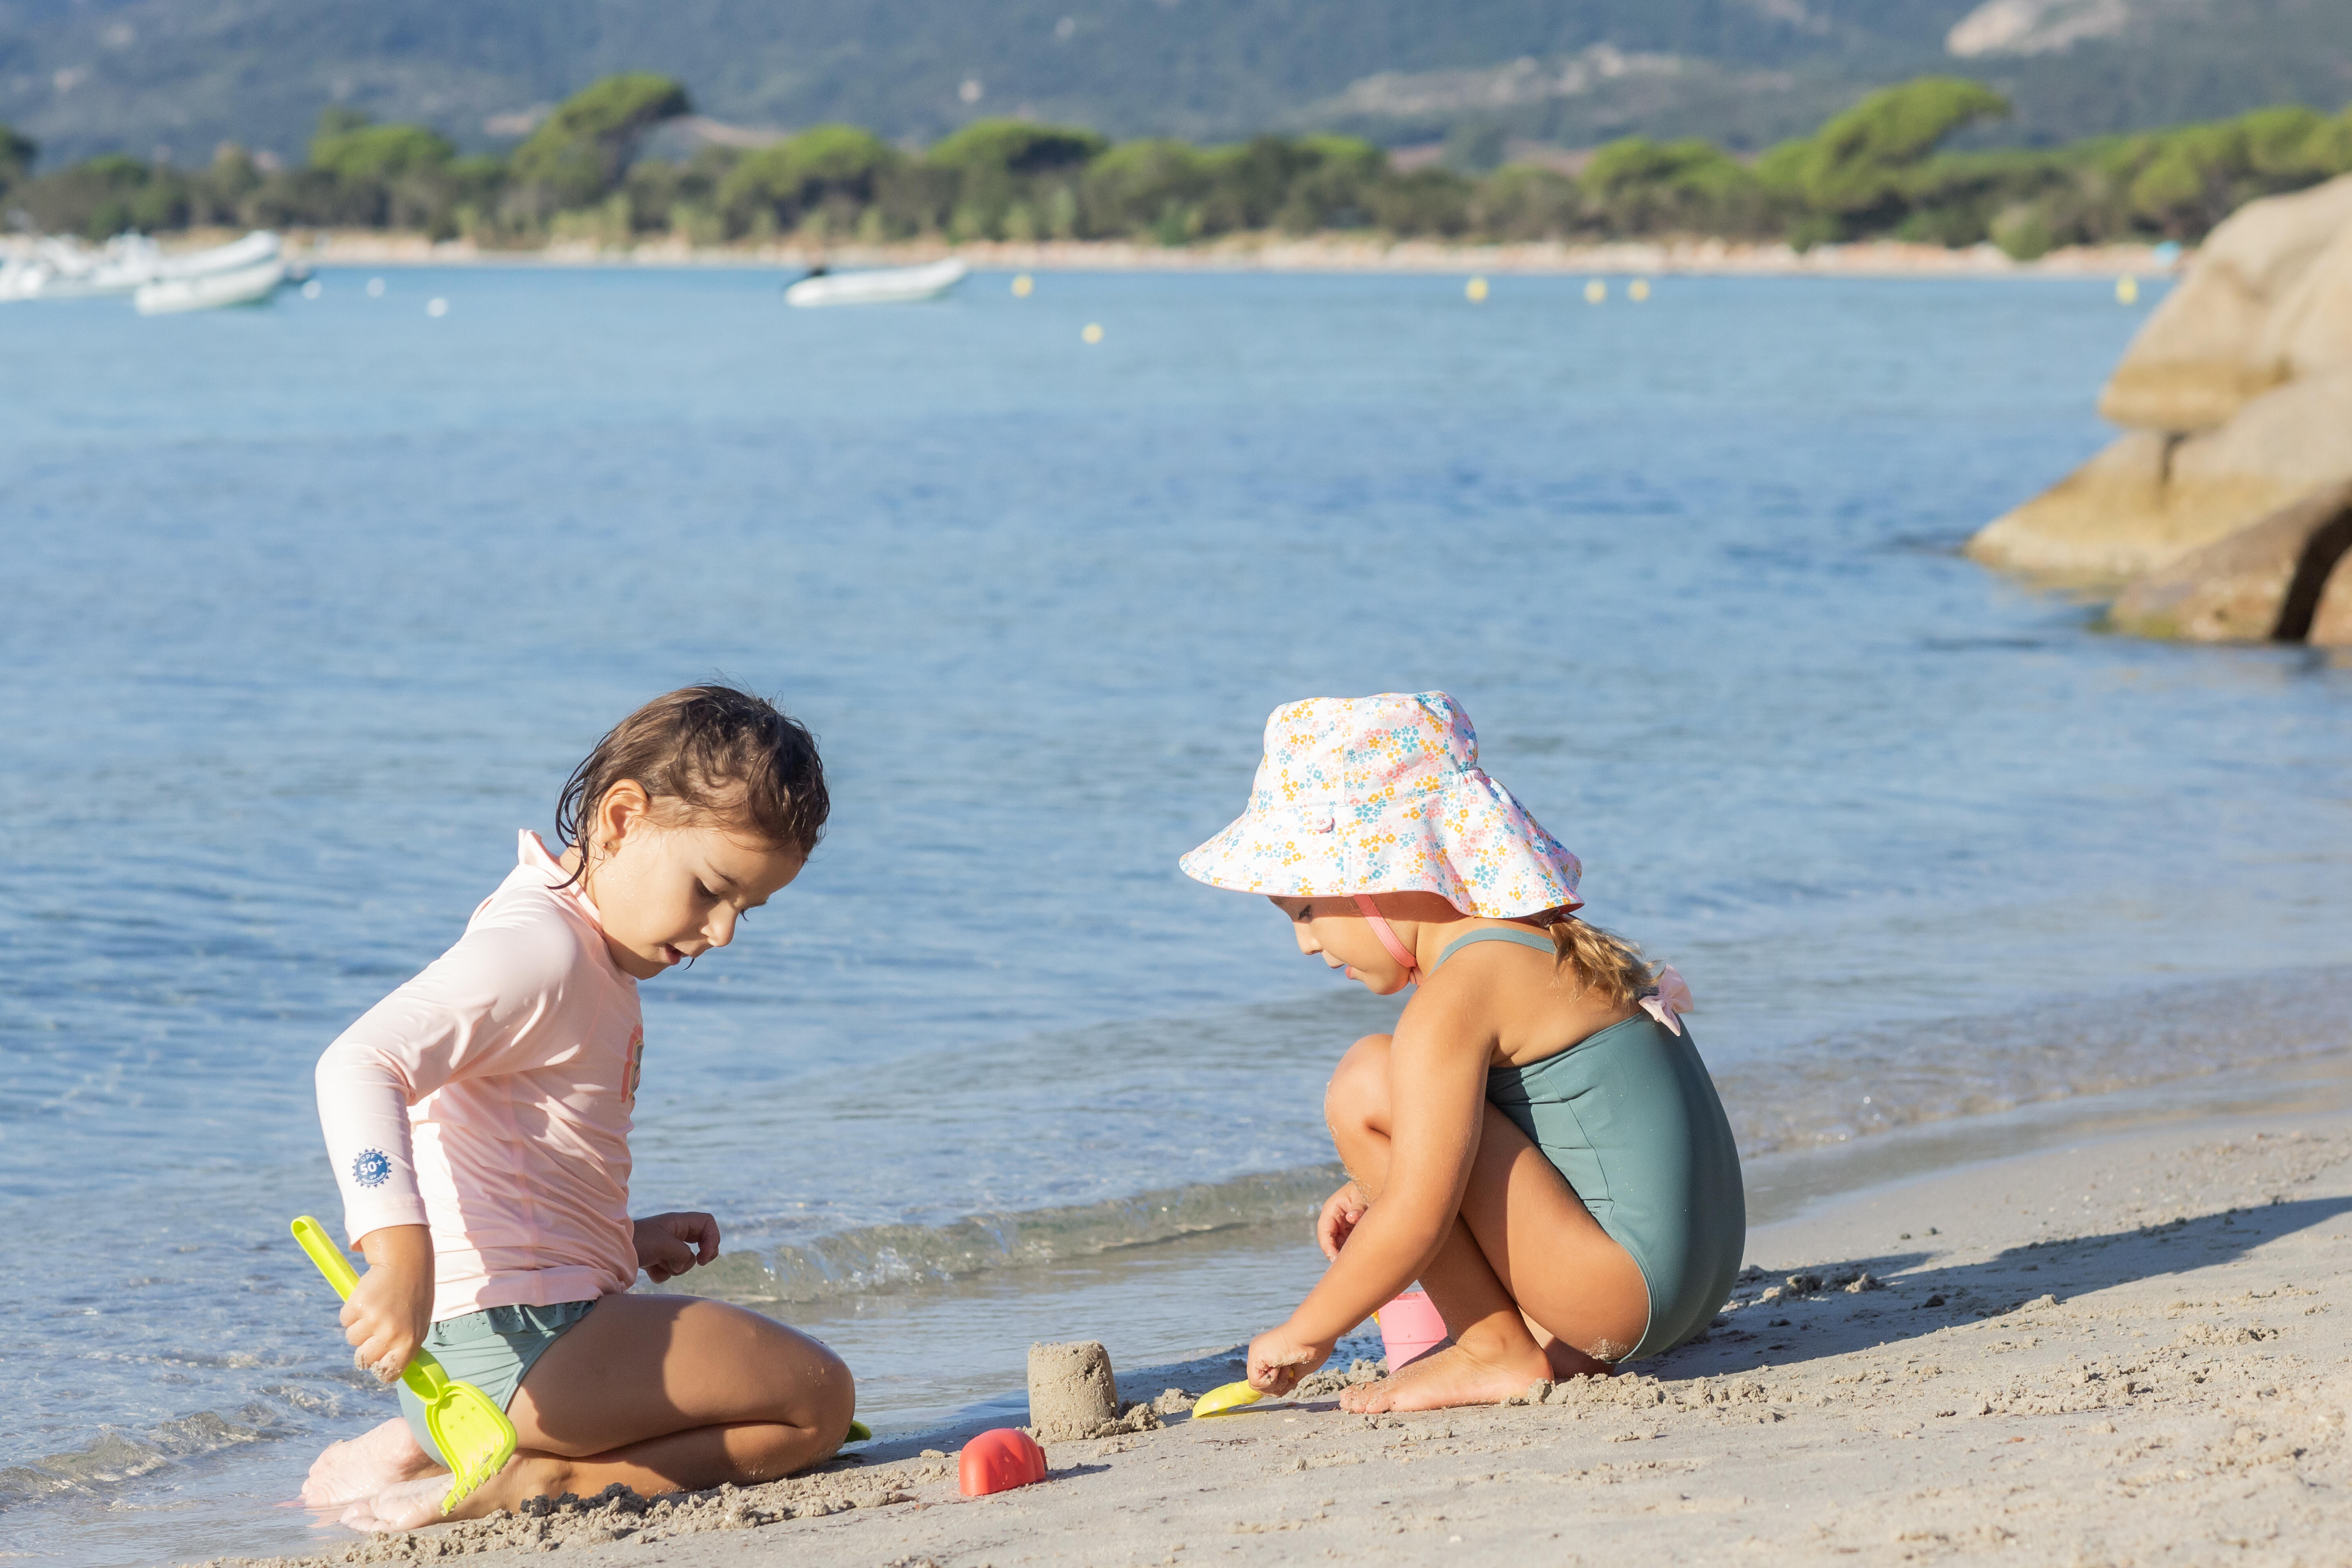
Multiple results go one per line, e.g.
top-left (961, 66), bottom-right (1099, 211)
top-left (673, 1164), bottom-right (1348, 1305)
top-left (0, 1408), bottom-right (282, 1511)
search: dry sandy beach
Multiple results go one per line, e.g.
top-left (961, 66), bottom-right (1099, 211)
top-left (231, 1088), bottom-right (2352, 1568)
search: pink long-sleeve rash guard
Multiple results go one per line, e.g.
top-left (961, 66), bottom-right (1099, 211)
top-left (316, 831), bottom-right (647, 1319)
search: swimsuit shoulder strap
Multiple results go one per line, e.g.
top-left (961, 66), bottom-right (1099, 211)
top-left (1428, 926), bottom-right (1557, 976)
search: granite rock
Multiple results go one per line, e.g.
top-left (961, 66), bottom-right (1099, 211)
top-left (2309, 550), bottom-right (2352, 646)
top-left (2100, 175), bottom-right (2352, 432)
top-left (2107, 481), bottom-right (2352, 641)
top-left (1970, 176), bottom-right (2352, 590)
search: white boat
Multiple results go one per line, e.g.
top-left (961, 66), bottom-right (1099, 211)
top-left (784, 257), bottom-right (968, 307)
top-left (153, 229), bottom-right (281, 281)
top-left (133, 256), bottom-right (288, 315)
top-left (1, 229), bottom-right (283, 304)
top-left (0, 233), bottom-right (164, 299)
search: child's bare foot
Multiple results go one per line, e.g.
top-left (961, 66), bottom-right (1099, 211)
top-left (339, 1472), bottom-right (453, 1534)
top-left (1339, 1341), bottom-right (1552, 1414)
top-left (301, 1418), bottom-right (441, 1508)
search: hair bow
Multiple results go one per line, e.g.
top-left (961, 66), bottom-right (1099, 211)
top-left (1639, 966), bottom-right (1694, 1036)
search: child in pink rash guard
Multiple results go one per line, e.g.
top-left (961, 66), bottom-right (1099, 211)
top-left (301, 686), bottom-right (856, 1534)
top-left (318, 829), bottom-right (644, 1316)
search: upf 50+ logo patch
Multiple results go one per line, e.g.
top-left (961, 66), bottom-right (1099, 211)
top-left (350, 1148), bottom-right (393, 1189)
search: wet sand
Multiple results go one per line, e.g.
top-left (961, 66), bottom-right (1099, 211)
top-left (234, 1098), bottom-right (2352, 1568)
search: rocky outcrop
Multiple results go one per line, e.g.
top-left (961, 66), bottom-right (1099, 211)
top-left (2107, 481), bottom-right (2352, 641)
top-left (2097, 178), bottom-right (2352, 432)
top-left (2312, 552), bottom-right (2352, 645)
top-left (1969, 175), bottom-right (2352, 589)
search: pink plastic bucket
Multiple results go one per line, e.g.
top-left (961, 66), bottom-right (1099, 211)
top-left (1374, 1289), bottom-right (1448, 1369)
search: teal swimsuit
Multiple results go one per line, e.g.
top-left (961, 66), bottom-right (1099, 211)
top-left (396, 1299), bottom-right (598, 1467)
top-left (1432, 928), bottom-right (1745, 1363)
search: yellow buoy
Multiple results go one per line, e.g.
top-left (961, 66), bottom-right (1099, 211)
top-left (1081, 322), bottom-right (1104, 344)
top-left (1465, 275), bottom-right (1488, 303)
top-left (2116, 274), bottom-right (2140, 305)
top-left (1628, 278), bottom-right (1652, 302)
top-left (1012, 273), bottom-right (1035, 297)
top-left (1584, 278), bottom-right (1607, 304)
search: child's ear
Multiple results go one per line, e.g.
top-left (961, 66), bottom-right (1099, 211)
top-left (598, 779), bottom-right (655, 850)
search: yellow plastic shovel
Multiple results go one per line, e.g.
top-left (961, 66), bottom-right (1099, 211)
top-left (1190, 1381), bottom-right (1267, 1419)
top-left (292, 1216), bottom-right (518, 1514)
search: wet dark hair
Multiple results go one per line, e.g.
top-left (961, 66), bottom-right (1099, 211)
top-left (555, 686), bottom-right (829, 877)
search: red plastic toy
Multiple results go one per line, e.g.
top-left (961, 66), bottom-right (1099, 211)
top-left (958, 1427), bottom-right (1050, 1497)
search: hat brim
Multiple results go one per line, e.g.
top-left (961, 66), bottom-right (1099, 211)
top-left (1180, 771), bottom-right (1582, 919)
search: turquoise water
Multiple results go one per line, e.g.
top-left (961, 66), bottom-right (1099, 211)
top-left (3, 265), bottom-right (2348, 1564)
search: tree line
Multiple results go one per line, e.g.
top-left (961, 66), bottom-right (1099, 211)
top-left (5, 73), bottom-right (2351, 257)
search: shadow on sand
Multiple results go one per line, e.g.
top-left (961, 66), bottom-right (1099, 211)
top-left (1664, 1192), bottom-right (2352, 1379)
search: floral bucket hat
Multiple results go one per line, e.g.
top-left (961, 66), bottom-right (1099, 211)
top-left (1178, 692), bottom-right (1584, 919)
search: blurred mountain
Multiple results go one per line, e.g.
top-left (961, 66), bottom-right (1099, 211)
top-left (2, 0), bottom-right (2346, 168)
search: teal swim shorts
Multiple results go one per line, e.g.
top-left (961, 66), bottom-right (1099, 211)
top-left (397, 1298), bottom-right (600, 1467)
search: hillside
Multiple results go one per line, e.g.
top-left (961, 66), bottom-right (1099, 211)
top-left (0, 0), bottom-right (2347, 169)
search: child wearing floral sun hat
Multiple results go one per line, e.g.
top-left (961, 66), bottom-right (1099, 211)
top-left (1181, 691), bottom-right (1743, 1413)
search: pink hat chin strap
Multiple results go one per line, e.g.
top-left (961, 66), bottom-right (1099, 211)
top-left (1351, 895), bottom-right (1419, 980)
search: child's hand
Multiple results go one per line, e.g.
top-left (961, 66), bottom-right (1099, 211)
top-left (343, 1225), bottom-right (433, 1384)
top-left (1316, 1180), bottom-right (1370, 1260)
top-left (1246, 1322), bottom-right (1334, 1397)
top-left (633, 1212), bottom-right (721, 1283)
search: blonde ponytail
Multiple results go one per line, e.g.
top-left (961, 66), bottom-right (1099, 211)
top-left (1541, 913), bottom-right (1655, 1010)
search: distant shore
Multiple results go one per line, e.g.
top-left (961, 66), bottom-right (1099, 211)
top-left (218, 228), bottom-right (2183, 279)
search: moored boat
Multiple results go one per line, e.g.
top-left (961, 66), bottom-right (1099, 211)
top-left (2, 229), bottom-right (285, 305)
top-left (152, 229), bottom-right (282, 281)
top-left (784, 257), bottom-right (969, 307)
top-left (133, 256), bottom-right (289, 315)
top-left (0, 233), bottom-right (165, 299)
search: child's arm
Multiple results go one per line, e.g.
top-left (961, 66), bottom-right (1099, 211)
top-left (1249, 997), bottom-right (1494, 1392)
top-left (314, 915), bottom-right (582, 1369)
top-left (340, 1224), bottom-right (434, 1379)
top-left (314, 1018), bottom-right (438, 1382)
top-left (1317, 1180), bottom-right (1370, 1259)
top-left (315, 1018), bottom-right (436, 1351)
top-left (632, 1211), bottom-right (721, 1283)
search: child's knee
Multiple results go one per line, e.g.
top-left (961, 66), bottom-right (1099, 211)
top-left (1324, 1033), bottom-right (1394, 1130)
top-left (797, 1339), bottom-right (857, 1433)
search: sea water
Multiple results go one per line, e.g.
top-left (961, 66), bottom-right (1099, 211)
top-left (3, 266), bottom-right (2348, 1563)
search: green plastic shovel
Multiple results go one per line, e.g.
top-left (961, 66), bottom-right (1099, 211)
top-left (292, 1216), bottom-right (518, 1514)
